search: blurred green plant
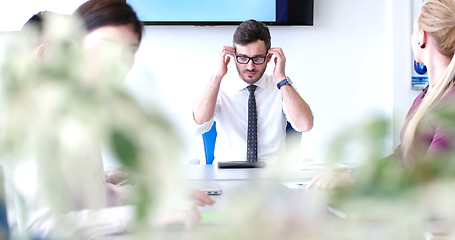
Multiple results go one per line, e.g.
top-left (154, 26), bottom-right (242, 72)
top-left (326, 116), bottom-right (391, 168)
top-left (0, 14), bottom-right (182, 238)
top-left (327, 107), bottom-right (455, 238)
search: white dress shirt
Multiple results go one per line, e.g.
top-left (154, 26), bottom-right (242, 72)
top-left (195, 73), bottom-right (297, 163)
top-left (3, 137), bottom-right (135, 239)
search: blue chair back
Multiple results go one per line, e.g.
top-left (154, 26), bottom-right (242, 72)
top-left (0, 200), bottom-right (8, 239)
top-left (285, 121), bottom-right (301, 146)
top-left (0, 166), bottom-right (9, 239)
top-left (202, 121), bottom-right (217, 164)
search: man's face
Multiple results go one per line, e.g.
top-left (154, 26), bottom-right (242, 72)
top-left (83, 24), bottom-right (140, 81)
top-left (234, 40), bottom-right (270, 85)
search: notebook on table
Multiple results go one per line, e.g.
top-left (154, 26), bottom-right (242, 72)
top-left (217, 161), bottom-right (267, 168)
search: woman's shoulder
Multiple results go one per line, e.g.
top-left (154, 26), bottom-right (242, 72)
top-left (437, 84), bottom-right (455, 106)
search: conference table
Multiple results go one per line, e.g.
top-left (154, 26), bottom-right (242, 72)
top-left (175, 163), bottom-right (366, 240)
top-left (180, 164), bottom-right (452, 240)
top-left (107, 163), bottom-right (329, 240)
top-left (183, 163), bottom-right (320, 213)
top-left (109, 164), bottom-right (451, 240)
top-left (183, 163), bottom-right (317, 181)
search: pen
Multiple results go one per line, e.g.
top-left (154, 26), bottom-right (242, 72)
top-left (117, 178), bottom-right (132, 186)
top-left (327, 205), bottom-right (347, 219)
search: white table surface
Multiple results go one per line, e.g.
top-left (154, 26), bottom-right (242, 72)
top-left (182, 163), bottom-right (321, 216)
top-left (182, 163), bottom-right (317, 181)
top-left (108, 164), bottom-right (449, 239)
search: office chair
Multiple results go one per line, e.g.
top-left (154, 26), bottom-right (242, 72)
top-left (285, 121), bottom-right (301, 146)
top-left (0, 166), bottom-right (9, 239)
top-left (202, 121), bottom-right (217, 164)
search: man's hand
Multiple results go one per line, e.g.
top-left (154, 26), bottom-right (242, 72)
top-left (151, 201), bottom-right (201, 230)
top-left (105, 167), bottom-right (130, 185)
top-left (189, 189), bottom-right (215, 206)
top-left (268, 47), bottom-right (286, 81)
top-left (106, 183), bottom-right (134, 206)
top-left (215, 46), bottom-right (234, 79)
top-left (192, 45), bottom-right (233, 124)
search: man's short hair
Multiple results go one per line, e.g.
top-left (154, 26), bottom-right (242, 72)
top-left (22, 11), bottom-right (57, 46)
top-left (22, 11), bottom-right (48, 33)
top-left (73, 0), bottom-right (143, 42)
top-left (233, 19), bottom-right (271, 49)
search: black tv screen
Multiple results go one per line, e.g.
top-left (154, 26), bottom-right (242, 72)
top-left (126, 0), bottom-right (313, 26)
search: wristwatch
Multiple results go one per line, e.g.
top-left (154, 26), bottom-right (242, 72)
top-left (277, 77), bottom-right (292, 89)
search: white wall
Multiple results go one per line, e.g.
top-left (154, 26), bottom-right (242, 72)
top-left (0, 0), bottom-right (87, 31)
top-left (391, 0), bottom-right (421, 147)
top-left (1, 0), bottom-right (421, 166)
top-left (123, 0), bottom-right (420, 165)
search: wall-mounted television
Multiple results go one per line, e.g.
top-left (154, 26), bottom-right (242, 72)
top-left (126, 0), bottom-right (313, 26)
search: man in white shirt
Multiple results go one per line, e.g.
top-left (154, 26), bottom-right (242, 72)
top-left (193, 19), bottom-right (313, 163)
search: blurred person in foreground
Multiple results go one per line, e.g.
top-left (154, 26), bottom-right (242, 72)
top-left (20, 11), bottom-right (51, 62)
top-left (75, 0), bottom-right (214, 207)
top-left (75, 0), bottom-right (214, 213)
top-left (21, 9), bottom-right (214, 207)
top-left (308, 0), bottom-right (455, 189)
top-left (1, 0), bottom-right (213, 239)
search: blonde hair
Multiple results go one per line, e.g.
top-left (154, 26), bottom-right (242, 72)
top-left (403, 0), bottom-right (455, 163)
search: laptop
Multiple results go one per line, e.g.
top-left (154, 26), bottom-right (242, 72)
top-left (187, 180), bottom-right (222, 195)
top-left (218, 161), bottom-right (267, 168)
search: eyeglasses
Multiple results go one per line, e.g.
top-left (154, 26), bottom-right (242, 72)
top-left (234, 53), bottom-right (269, 65)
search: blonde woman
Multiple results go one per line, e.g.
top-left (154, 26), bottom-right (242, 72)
top-left (402, 0), bottom-right (455, 165)
top-left (309, 0), bottom-right (455, 189)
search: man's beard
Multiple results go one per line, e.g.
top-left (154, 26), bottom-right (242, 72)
top-left (236, 66), bottom-right (266, 84)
